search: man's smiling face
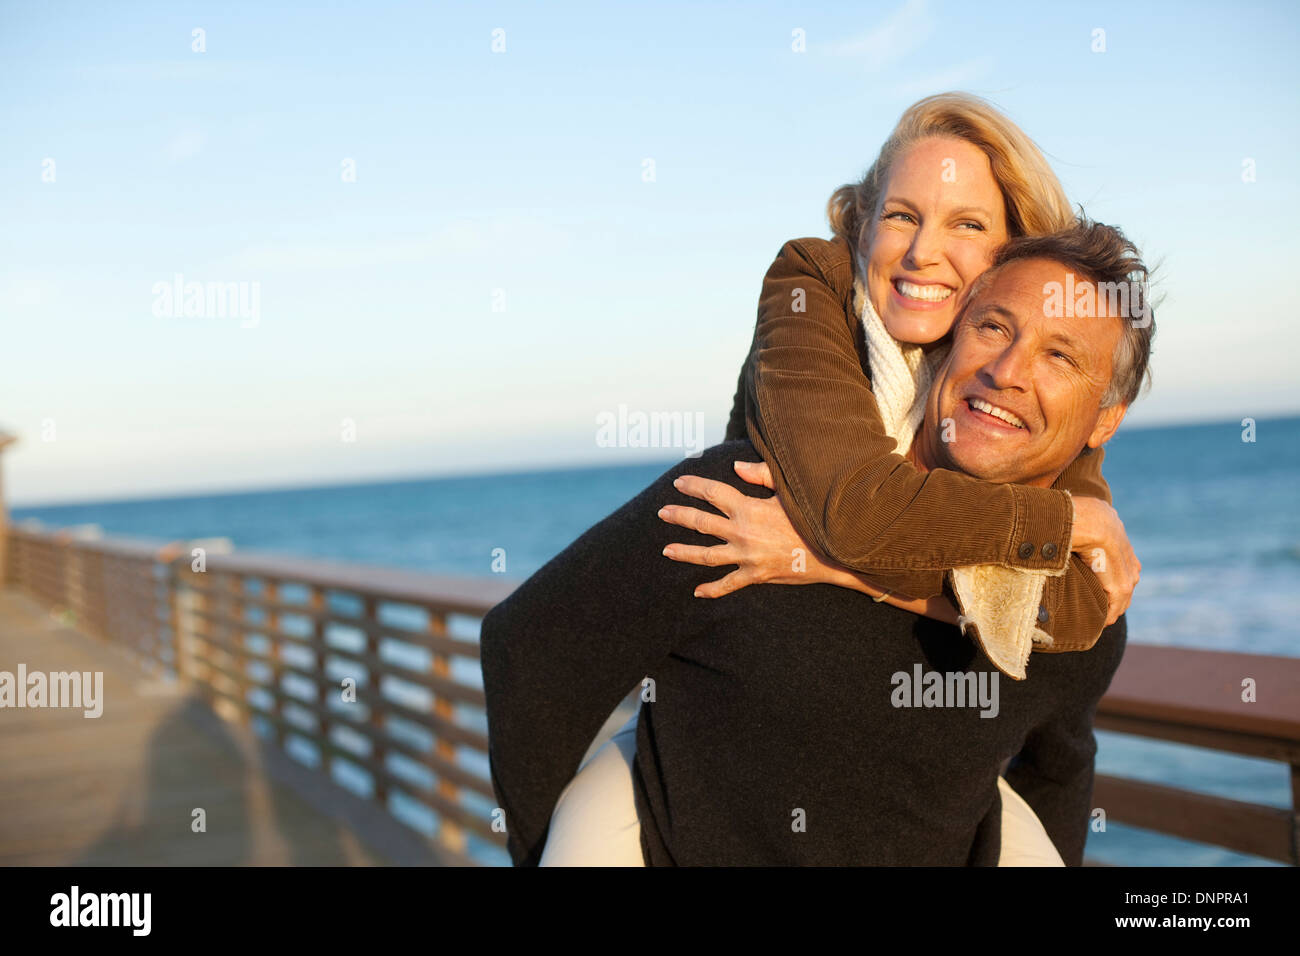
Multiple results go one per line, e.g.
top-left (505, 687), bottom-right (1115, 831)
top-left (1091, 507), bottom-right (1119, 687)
top-left (922, 257), bottom-right (1129, 488)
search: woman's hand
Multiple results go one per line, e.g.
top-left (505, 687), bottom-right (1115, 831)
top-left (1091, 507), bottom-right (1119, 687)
top-left (655, 463), bottom-right (961, 624)
top-left (1069, 496), bottom-right (1141, 625)
top-left (658, 460), bottom-right (825, 597)
top-left (657, 460), bottom-right (960, 626)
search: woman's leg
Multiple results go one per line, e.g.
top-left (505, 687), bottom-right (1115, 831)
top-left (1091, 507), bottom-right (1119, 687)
top-left (996, 775), bottom-right (1065, 866)
top-left (539, 711), bottom-right (644, 866)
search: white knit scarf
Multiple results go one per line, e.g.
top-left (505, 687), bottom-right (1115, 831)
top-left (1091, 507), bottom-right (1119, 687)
top-left (851, 252), bottom-right (948, 454)
top-left (851, 252), bottom-right (1057, 681)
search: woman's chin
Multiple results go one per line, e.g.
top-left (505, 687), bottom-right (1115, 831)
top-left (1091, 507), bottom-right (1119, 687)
top-left (881, 312), bottom-right (954, 347)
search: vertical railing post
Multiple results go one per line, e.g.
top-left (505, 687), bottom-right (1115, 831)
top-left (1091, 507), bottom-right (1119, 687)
top-left (193, 566), bottom-right (215, 708)
top-left (165, 548), bottom-right (191, 685)
top-left (228, 572), bottom-right (250, 724)
top-left (55, 532), bottom-right (71, 613)
top-left (264, 579), bottom-right (283, 747)
top-left (0, 432), bottom-right (16, 589)
top-left (64, 536), bottom-right (83, 628)
top-left (310, 585), bottom-right (330, 774)
top-left (1290, 762), bottom-right (1299, 866)
top-left (8, 531), bottom-right (23, 591)
top-left (429, 609), bottom-right (465, 854)
top-left (363, 595), bottom-right (387, 808)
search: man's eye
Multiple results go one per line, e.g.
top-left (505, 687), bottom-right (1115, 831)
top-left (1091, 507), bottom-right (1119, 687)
top-left (1050, 350), bottom-right (1076, 366)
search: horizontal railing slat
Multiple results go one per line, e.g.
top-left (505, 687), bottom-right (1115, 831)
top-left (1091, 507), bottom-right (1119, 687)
top-left (1092, 773), bottom-right (1296, 864)
top-left (1097, 643), bottom-right (1300, 743)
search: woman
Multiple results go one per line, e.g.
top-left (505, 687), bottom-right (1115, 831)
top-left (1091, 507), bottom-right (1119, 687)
top-left (537, 92), bottom-right (1139, 866)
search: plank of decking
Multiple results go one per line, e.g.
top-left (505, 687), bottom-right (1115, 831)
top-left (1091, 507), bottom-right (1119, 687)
top-left (0, 588), bottom-right (457, 866)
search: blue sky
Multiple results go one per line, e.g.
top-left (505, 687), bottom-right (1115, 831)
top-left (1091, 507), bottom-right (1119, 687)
top-left (2, 0), bottom-right (1298, 506)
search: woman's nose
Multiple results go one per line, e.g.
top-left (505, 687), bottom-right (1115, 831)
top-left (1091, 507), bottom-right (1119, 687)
top-left (904, 224), bottom-right (943, 270)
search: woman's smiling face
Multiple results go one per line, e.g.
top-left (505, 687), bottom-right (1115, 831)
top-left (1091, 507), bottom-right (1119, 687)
top-left (862, 136), bottom-right (1010, 345)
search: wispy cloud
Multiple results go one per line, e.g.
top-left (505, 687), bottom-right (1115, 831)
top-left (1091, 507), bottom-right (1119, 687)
top-left (825, 0), bottom-right (935, 72)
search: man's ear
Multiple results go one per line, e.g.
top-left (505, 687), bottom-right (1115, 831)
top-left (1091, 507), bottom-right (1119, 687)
top-left (1087, 401), bottom-right (1128, 449)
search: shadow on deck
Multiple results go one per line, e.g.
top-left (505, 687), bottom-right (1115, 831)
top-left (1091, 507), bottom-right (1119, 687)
top-left (0, 589), bottom-right (457, 866)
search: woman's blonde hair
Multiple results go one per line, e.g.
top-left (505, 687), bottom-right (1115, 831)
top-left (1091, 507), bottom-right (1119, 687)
top-left (827, 92), bottom-right (1074, 251)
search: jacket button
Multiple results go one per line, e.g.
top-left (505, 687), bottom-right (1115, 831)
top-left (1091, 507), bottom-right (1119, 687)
top-left (1017, 542), bottom-right (1035, 559)
top-left (1041, 542), bottom-right (1059, 560)
top-left (1037, 605), bottom-right (1050, 624)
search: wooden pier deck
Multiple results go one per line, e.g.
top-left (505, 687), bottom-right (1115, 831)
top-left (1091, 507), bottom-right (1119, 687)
top-left (0, 588), bottom-right (453, 866)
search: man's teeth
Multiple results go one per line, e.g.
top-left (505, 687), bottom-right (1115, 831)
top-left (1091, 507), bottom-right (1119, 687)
top-left (895, 279), bottom-right (953, 302)
top-left (969, 398), bottom-right (1026, 429)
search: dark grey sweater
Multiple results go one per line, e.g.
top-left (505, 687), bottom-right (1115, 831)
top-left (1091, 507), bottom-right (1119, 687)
top-left (479, 440), bottom-right (1127, 866)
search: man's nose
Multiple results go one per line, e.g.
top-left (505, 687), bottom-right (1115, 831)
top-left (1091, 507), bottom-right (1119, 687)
top-left (903, 223), bottom-right (943, 270)
top-left (983, 339), bottom-right (1032, 391)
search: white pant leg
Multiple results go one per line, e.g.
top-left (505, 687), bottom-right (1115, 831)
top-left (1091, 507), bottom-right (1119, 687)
top-left (996, 774), bottom-right (1066, 866)
top-left (539, 711), bottom-right (645, 866)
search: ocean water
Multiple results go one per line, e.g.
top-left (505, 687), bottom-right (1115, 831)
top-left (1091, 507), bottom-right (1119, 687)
top-left (13, 415), bottom-right (1300, 866)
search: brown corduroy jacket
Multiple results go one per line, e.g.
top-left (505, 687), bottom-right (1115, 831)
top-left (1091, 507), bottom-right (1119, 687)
top-left (722, 235), bottom-right (1111, 654)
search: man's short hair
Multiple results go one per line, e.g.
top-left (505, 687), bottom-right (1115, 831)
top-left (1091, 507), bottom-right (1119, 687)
top-left (964, 217), bottom-right (1155, 408)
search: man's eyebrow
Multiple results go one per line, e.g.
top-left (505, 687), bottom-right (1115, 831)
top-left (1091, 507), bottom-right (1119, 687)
top-left (967, 303), bottom-right (1016, 321)
top-left (1044, 330), bottom-right (1085, 354)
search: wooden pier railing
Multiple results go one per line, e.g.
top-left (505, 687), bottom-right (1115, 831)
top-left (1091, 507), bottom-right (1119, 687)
top-left (4, 521), bottom-right (1298, 866)
top-left (4, 524), bottom-right (514, 866)
top-left (1092, 644), bottom-right (1300, 865)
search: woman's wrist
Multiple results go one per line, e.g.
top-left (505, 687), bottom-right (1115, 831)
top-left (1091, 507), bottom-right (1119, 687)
top-left (820, 562), bottom-right (888, 598)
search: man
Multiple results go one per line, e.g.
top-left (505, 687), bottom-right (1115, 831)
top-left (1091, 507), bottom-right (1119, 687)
top-left (480, 219), bottom-right (1154, 866)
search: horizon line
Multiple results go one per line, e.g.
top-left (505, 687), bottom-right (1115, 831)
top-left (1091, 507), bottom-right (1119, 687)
top-left (9, 410), bottom-right (1298, 513)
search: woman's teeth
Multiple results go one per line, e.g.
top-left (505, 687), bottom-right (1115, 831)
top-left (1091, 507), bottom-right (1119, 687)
top-left (894, 279), bottom-right (953, 302)
top-left (968, 398), bottom-right (1026, 429)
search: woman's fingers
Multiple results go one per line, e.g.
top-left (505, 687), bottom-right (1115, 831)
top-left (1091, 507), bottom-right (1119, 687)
top-left (732, 459), bottom-right (775, 489)
top-left (661, 542), bottom-right (737, 568)
top-left (692, 569), bottom-right (755, 599)
top-left (658, 536), bottom-right (752, 597)
top-left (658, 503), bottom-right (729, 540)
top-left (671, 474), bottom-right (741, 517)
top-left (1095, 549), bottom-right (1140, 625)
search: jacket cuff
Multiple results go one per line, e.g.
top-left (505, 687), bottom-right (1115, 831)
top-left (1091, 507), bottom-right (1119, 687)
top-left (950, 565), bottom-right (1052, 681)
top-left (1006, 485), bottom-right (1073, 572)
top-left (1034, 559), bottom-right (1110, 654)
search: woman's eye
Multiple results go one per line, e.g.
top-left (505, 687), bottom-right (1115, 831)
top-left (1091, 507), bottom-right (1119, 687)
top-left (958, 221), bottom-right (985, 230)
top-left (885, 211), bottom-right (915, 223)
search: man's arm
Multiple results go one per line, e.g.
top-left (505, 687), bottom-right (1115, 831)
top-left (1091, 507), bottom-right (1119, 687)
top-left (1002, 616), bottom-right (1128, 864)
top-left (479, 443), bottom-right (758, 865)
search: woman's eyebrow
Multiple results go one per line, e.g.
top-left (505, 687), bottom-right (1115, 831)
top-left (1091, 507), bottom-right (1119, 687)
top-left (946, 205), bottom-right (994, 220)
